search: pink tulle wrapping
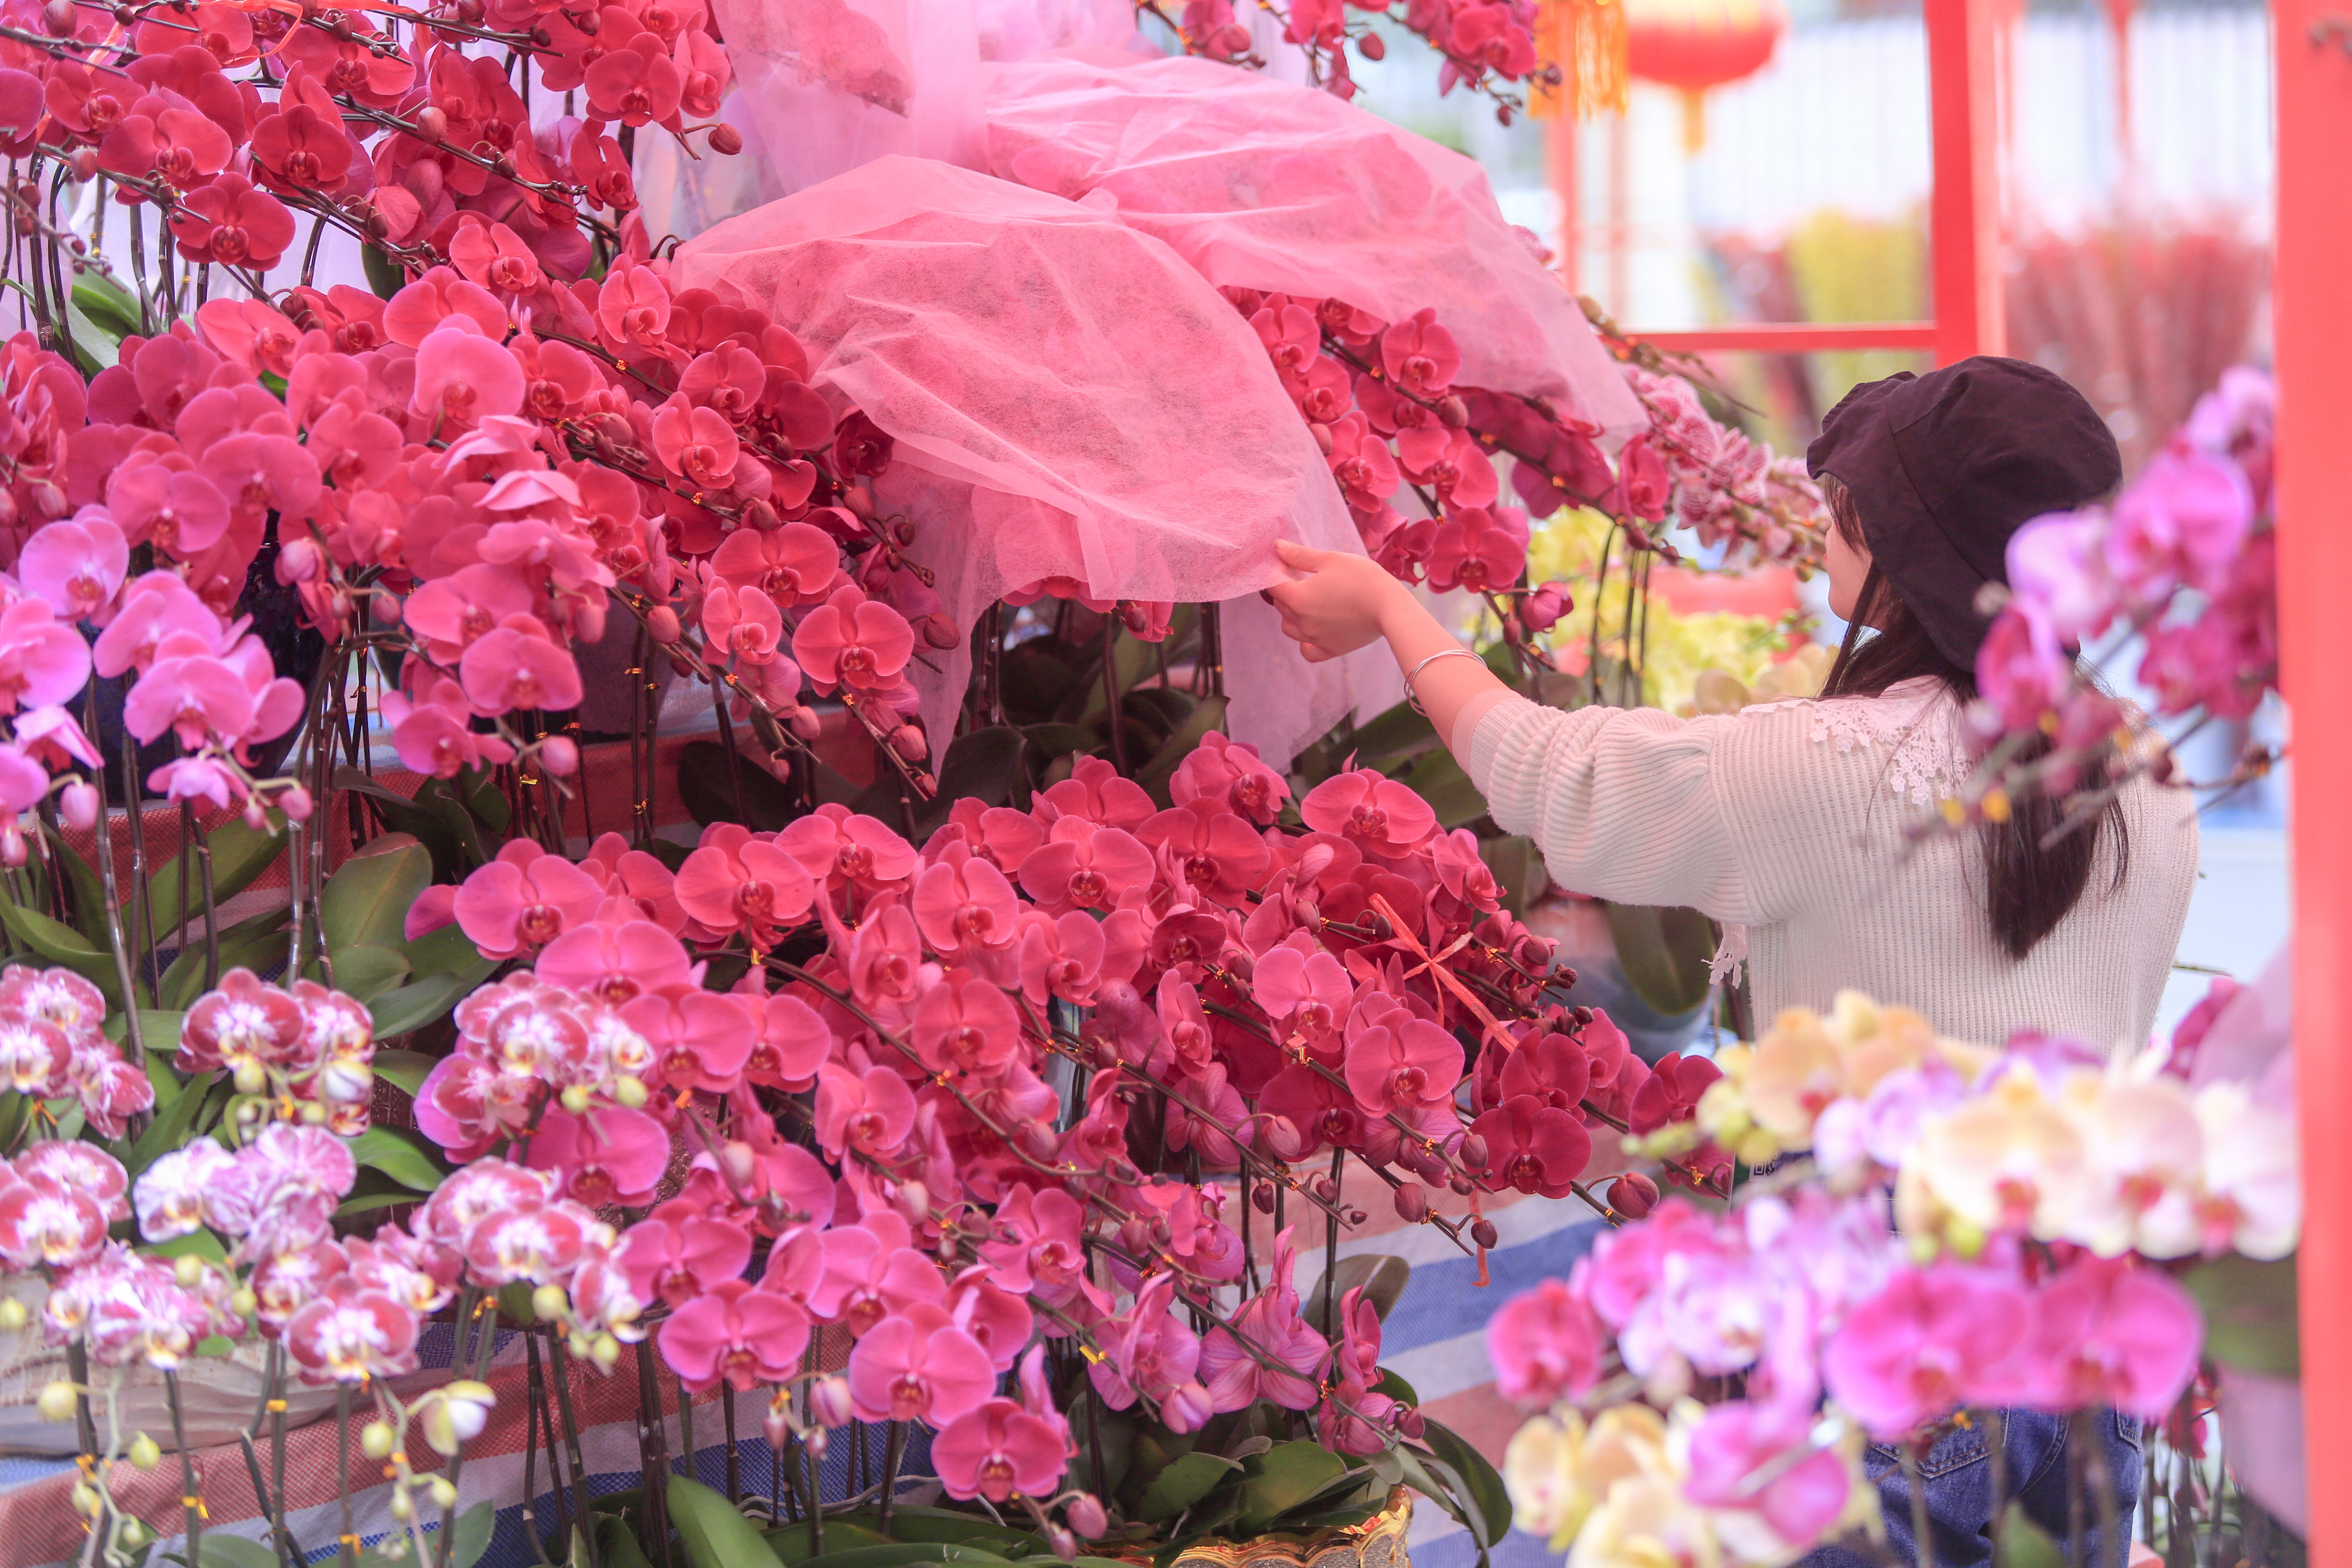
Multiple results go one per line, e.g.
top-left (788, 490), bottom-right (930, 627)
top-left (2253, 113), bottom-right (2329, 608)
top-left (670, 156), bottom-right (1383, 763)
top-left (977, 53), bottom-right (1647, 442)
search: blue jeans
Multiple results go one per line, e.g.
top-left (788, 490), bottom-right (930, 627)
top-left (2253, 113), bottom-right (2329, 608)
top-left (1806, 1410), bottom-right (2144, 1568)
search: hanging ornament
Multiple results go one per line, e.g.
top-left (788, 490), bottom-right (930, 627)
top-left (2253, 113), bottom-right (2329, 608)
top-left (1623, 0), bottom-right (1788, 149)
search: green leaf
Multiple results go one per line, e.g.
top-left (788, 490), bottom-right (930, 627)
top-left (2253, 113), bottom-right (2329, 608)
top-left (331, 771), bottom-right (471, 880)
top-left (2183, 1254), bottom-right (2298, 1376)
top-left (363, 242), bottom-right (406, 300)
top-left (1308, 1254), bottom-right (1412, 1336)
top-left (1134, 694), bottom-right (1229, 808)
top-left (145, 813), bottom-right (287, 947)
top-left (1601, 902), bottom-right (1717, 1018)
top-left (142, 1229), bottom-right (227, 1264)
top-left (796, 1548), bottom-right (1009, 1568)
top-left (445, 1500), bottom-right (494, 1568)
top-left (130, 1071), bottom-right (220, 1177)
top-left (1419, 1419), bottom-right (1511, 1545)
top-left (370, 1049), bottom-right (438, 1098)
top-left (0, 899), bottom-right (120, 1001)
top-left (763, 1522), bottom-right (889, 1564)
top-left (1138, 1450), bottom-right (1241, 1524)
top-left (1019, 723), bottom-right (1098, 766)
top-left (352, 1126), bottom-right (452, 1193)
top-left (108, 1010), bottom-right (185, 1059)
top-left (1998, 1502), bottom-right (2068, 1568)
top-left (38, 824), bottom-right (112, 951)
top-left (1001, 645), bottom-right (1085, 724)
top-left (455, 766), bottom-right (511, 834)
top-left (157, 908), bottom-right (292, 1012)
top-left (322, 842), bottom-right (433, 953)
top-left (1374, 1368), bottom-right (1419, 1405)
top-left (1478, 835), bottom-right (1544, 918)
top-left (329, 943), bottom-right (414, 1005)
top-left (597, 1515), bottom-right (658, 1568)
top-left (403, 921), bottom-right (482, 977)
top-left (839, 1508), bottom-right (1042, 1556)
top-left (1237, 1441), bottom-right (1350, 1533)
top-left (1345, 698), bottom-right (1443, 772)
top-left (197, 1537), bottom-right (280, 1568)
top-left (72, 273), bottom-right (143, 340)
top-left (677, 740), bottom-right (796, 832)
top-left (1388, 747), bottom-right (1489, 831)
top-left (914, 726), bottom-right (1029, 837)
top-left (668, 1476), bottom-right (788, 1568)
top-left (368, 957), bottom-right (495, 1041)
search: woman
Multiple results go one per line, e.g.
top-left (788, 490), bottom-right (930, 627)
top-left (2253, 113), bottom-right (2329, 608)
top-left (1267, 357), bottom-right (2196, 1567)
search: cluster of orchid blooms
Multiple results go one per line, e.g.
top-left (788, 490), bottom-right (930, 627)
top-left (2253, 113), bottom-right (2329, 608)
top-left (1229, 288), bottom-right (1829, 661)
top-left (1969, 368), bottom-right (2278, 815)
top-left (1152, 0), bottom-right (1550, 113)
top-left (1488, 985), bottom-right (2297, 1568)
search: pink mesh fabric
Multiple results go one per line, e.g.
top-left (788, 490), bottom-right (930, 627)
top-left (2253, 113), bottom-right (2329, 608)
top-left (669, 155), bottom-right (1378, 764)
top-left (978, 52), bottom-right (1646, 441)
top-left (702, 0), bottom-right (1134, 203)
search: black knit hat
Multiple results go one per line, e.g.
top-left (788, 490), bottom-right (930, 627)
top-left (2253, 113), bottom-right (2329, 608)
top-left (1806, 356), bottom-right (2121, 667)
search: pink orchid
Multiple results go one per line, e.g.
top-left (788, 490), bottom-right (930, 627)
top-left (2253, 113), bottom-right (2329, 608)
top-left (461, 1197), bottom-right (599, 1287)
top-left (814, 1062), bottom-right (918, 1161)
top-left (1379, 308), bottom-right (1461, 396)
top-left (1487, 1277), bottom-right (1603, 1405)
top-left (18, 511), bottom-right (127, 621)
top-left (0, 1174), bottom-right (112, 1269)
top-left (2015, 1255), bottom-right (2203, 1419)
top-left (1299, 768), bottom-right (1438, 857)
top-left (199, 431), bottom-right (323, 524)
top-left (284, 1277), bottom-right (421, 1384)
top-left (91, 572), bottom-right (218, 678)
top-left (1250, 296), bottom-right (1319, 380)
top-left (1089, 1274), bottom-right (1210, 1419)
top-left (1036, 758), bottom-right (1156, 833)
top-left (1628, 1051), bottom-right (1724, 1135)
top-left (791, 583), bottom-right (914, 693)
top-left (403, 564), bottom-right (537, 666)
top-left (804, 1217), bottom-right (947, 1333)
top-left (912, 849), bottom-right (1022, 956)
top-left (661, 1279), bottom-right (810, 1392)
top-left (777, 804), bottom-right (919, 897)
top-left (0, 597), bottom-right (90, 715)
top-left (106, 466), bottom-right (231, 557)
top-left (654, 396), bottom-right (746, 492)
top-left (1325, 411), bottom-right (1400, 510)
top-left (980, 1184), bottom-right (1089, 1301)
top-left (947, 1268), bottom-right (1037, 1371)
top-left (2104, 448), bottom-right (2255, 603)
top-left (911, 968), bottom-right (1022, 1076)
top-left (13, 705), bottom-right (99, 770)
top-left (748, 991), bottom-right (833, 1090)
top-left (460, 619), bottom-right (585, 714)
top-left (1469, 1095), bottom-right (1592, 1198)
top-left (1198, 1229), bottom-right (1329, 1412)
top-left (674, 824), bottom-right (817, 945)
top-left (848, 1301), bottom-right (996, 1425)
top-left (454, 841), bottom-right (607, 959)
top-left (448, 218), bottom-right (546, 301)
top-left (709, 522), bottom-right (843, 605)
top-left (1169, 732), bottom-right (1291, 824)
top-left (1019, 817), bottom-right (1153, 915)
top-left (1822, 1261), bottom-right (2034, 1439)
top-left (1684, 1401), bottom-right (1855, 1556)
top-left (1253, 935), bottom-right (1354, 1036)
top-left (620, 1203), bottom-right (755, 1305)
top-left (381, 673), bottom-right (519, 777)
top-left (933, 1396), bottom-right (1069, 1503)
top-left (1424, 502), bottom-right (1526, 591)
top-left (527, 1107), bottom-right (670, 1207)
top-left (1136, 797), bottom-right (1271, 903)
top-left (619, 987), bottom-right (755, 1095)
top-left (535, 919), bottom-right (695, 1007)
top-left (1343, 1011), bottom-right (1461, 1116)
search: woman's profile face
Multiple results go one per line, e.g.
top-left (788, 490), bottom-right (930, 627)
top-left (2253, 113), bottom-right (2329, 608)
top-left (1826, 521), bottom-right (1873, 624)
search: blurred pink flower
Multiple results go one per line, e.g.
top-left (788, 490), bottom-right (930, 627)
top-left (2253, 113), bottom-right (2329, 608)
top-left (793, 584), bottom-right (914, 693)
top-left (848, 1301), bottom-right (996, 1424)
top-left (662, 1279), bottom-right (810, 1392)
top-left (2015, 1255), bottom-right (2203, 1419)
top-left (1488, 1277), bottom-right (1602, 1405)
top-left (933, 1396), bottom-right (1069, 1502)
top-left (18, 512), bottom-right (127, 621)
top-left (0, 597), bottom-right (89, 715)
top-left (460, 621), bottom-right (585, 715)
top-left (455, 842), bottom-right (606, 959)
top-left (1822, 1261), bottom-right (2033, 1438)
top-left (1380, 308), bottom-right (1461, 396)
top-left (527, 1107), bottom-right (670, 1209)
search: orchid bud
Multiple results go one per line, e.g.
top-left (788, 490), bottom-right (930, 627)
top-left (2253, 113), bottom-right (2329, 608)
top-left (1457, 1132), bottom-right (1490, 1172)
top-left (0, 820), bottom-right (24, 869)
top-left (25, 479), bottom-right (64, 520)
top-left (1067, 1493), bottom-right (1108, 1541)
top-left (1470, 1216), bottom-right (1499, 1250)
top-left (763, 1392), bottom-right (792, 1449)
top-left (361, 1420), bottom-right (398, 1459)
top-left (1309, 421), bottom-right (1334, 455)
top-left (0, 1297), bottom-right (25, 1330)
top-left (174, 1254), bottom-right (204, 1288)
top-left (889, 724), bottom-right (928, 762)
top-left (127, 1432), bottom-right (160, 1470)
top-left (670, 653), bottom-right (697, 679)
top-left (1438, 394), bottom-right (1470, 428)
top-left (1310, 1174), bottom-right (1338, 1203)
top-left (1607, 1172), bottom-right (1660, 1221)
top-left (810, 1375), bottom-right (854, 1428)
top-left (1393, 1183), bottom-right (1428, 1223)
top-left (1356, 29), bottom-right (1384, 57)
top-left (647, 606), bottom-right (683, 644)
top-left (708, 123), bottom-right (744, 156)
top-left (785, 706), bottom-right (823, 741)
top-left (590, 1333), bottom-right (621, 1371)
top-left (1047, 1528), bottom-right (1078, 1562)
top-left (804, 1425), bottom-right (828, 1458)
top-left (842, 488), bottom-right (874, 519)
top-left (1217, 21), bottom-right (1251, 52)
top-left (43, 0), bottom-right (75, 36)
top-left (116, 1520), bottom-right (148, 1551)
top-left (243, 798), bottom-right (269, 832)
top-left (36, 1381), bottom-right (78, 1423)
top-left (720, 1140), bottom-right (759, 1189)
top-left (1251, 1181), bottom-right (1276, 1214)
top-left (429, 1477), bottom-right (458, 1510)
top-left (738, 496), bottom-right (780, 532)
top-left (541, 737), bottom-right (581, 777)
top-left (412, 105), bottom-right (450, 143)
top-left (918, 613), bottom-right (960, 650)
top-left (277, 535), bottom-right (324, 585)
top-left (420, 1382), bottom-right (496, 1458)
top-left (614, 1075), bottom-right (649, 1108)
top-left (533, 1284), bottom-right (570, 1323)
top-left (1449, 1172), bottom-right (1473, 1195)
top-left (1116, 1217), bottom-right (1151, 1256)
top-left (58, 781), bottom-right (98, 833)
top-left (389, 1490), bottom-right (415, 1523)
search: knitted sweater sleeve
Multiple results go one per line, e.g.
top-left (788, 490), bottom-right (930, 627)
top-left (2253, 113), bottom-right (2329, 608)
top-left (1461, 695), bottom-right (1775, 925)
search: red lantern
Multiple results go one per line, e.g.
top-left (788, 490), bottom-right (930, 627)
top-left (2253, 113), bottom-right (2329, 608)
top-left (1624, 0), bottom-right (1788, 147)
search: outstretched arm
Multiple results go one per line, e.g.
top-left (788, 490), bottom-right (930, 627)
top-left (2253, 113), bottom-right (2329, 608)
top-left (1263, 539), bottom-right (1512, 755)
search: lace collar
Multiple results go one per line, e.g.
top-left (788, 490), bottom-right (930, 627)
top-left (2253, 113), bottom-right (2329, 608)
top-left (1745, 675), bottom-right (1965, 807)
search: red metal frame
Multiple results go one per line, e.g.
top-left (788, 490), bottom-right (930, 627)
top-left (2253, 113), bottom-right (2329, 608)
top-left (1552, 0), bottom-right (2006, 364)
top-left (2274, 0), bottom-right (2348, 1555)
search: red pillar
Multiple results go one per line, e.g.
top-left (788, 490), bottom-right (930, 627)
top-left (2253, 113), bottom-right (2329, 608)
top-left (2275, 0), bottom-right (2352, 1556)
top-left (1924, 0), bottom-right (2005, 363)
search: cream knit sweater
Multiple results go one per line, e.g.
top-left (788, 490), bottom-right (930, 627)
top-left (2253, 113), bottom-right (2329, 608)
top-left (1459, 678), bottom-right (2201, 1053)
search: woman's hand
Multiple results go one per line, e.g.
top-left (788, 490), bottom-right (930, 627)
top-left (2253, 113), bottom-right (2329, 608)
top-left (1264, 540), bottom-right (1412, 662)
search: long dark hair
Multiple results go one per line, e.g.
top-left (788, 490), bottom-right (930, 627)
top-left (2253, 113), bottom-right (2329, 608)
top-left (1817, 476), bottom-right (2127, 960)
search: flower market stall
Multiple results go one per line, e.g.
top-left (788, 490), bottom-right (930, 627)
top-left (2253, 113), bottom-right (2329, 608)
top-left (0, 0), bottom-right (2319, 1561)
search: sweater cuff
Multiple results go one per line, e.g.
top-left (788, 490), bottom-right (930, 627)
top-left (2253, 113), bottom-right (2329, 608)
top-left (1461, 693), bottom-right (1544, 794)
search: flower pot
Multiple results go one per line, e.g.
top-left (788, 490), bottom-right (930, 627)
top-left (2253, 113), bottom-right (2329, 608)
top-left (1149, 1487), bottom-right (1413, 1568)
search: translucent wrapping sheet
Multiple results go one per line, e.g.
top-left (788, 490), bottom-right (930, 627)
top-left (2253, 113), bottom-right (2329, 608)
top-left (670, 156), bottom-right (1390, 764)
top-left (977, 52), bottom-right (1648, 441)
top-left (700, 0), bottom-right (1135, 203)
